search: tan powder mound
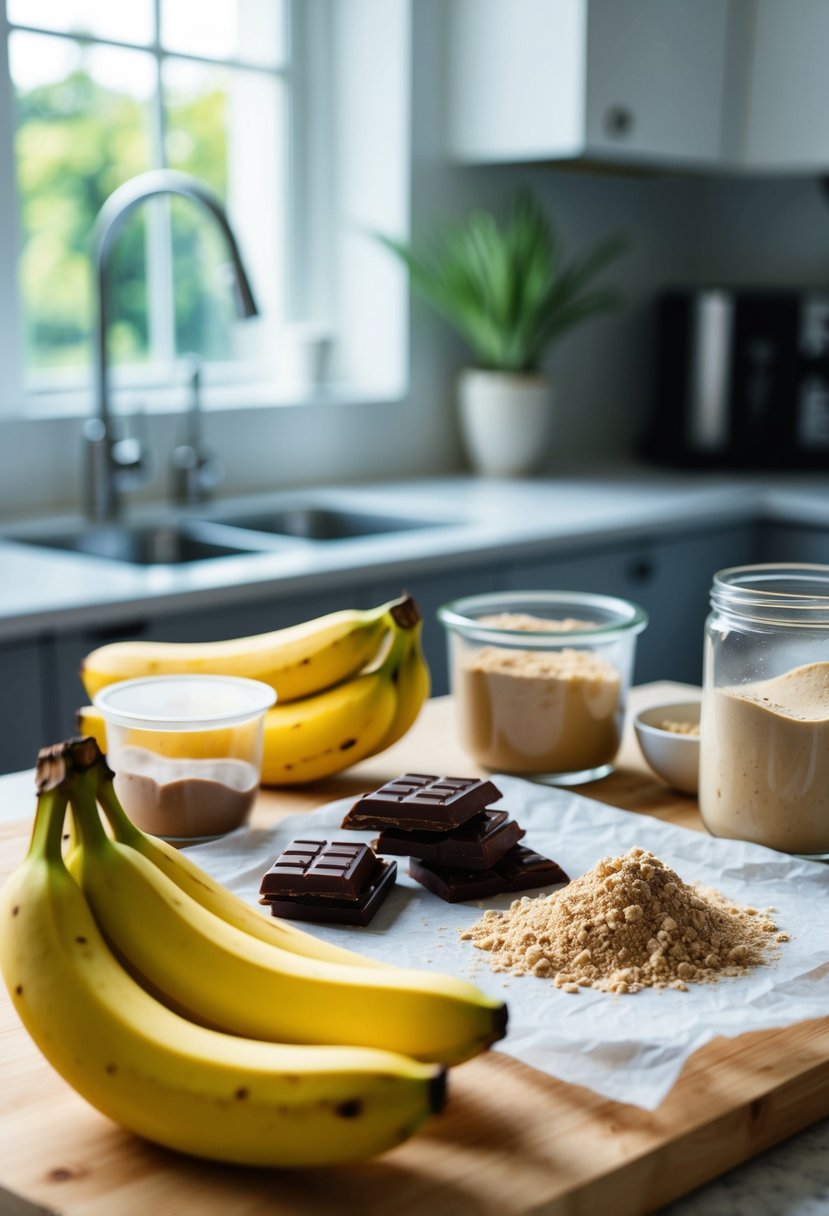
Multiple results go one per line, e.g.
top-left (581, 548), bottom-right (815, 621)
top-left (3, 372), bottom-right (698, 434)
top-left (460, 846), bottom-right (785, 994)
top-left (478, 613), bottom-right (598, 633)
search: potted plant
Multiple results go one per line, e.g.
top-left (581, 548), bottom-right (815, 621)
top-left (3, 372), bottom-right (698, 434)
top-left (379, 190), bottom-right (624, 476)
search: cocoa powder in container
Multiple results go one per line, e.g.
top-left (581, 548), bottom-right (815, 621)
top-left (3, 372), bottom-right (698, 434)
top-left (93, 674), bottom-right (275, 840)
top-left (115, 746), bottom-right (259, 839)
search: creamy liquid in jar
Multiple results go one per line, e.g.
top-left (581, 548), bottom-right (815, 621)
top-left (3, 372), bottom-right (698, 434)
top-left (699, 661), bottom-right (829, 855)
top-left (114, 745), bottom-right (259, 839)
top-left (456, 645), bottom-right (622, 775)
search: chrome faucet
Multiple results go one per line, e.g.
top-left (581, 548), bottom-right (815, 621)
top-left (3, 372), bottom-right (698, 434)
top-left (170, 354), bottom-right (224, 505)
top-left (84, 169), bottom-right (259, 521)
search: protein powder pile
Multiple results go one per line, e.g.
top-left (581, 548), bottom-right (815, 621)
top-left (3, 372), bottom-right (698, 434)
top-left (460, 846), bottom-right (785, 993)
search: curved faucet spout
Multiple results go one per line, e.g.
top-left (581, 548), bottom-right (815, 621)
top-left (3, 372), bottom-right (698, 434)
top-left (87, 169), bottom-right (259, 521)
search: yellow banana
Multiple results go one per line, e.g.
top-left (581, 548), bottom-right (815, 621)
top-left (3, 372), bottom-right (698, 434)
top-left (80, 596), bottom-right (405, 702)
top-left (258, 624), bottom-right (403, 785)
top-left (367, 614), bottom-right (431, 758)
top-left (66, 757), bottom-right (508, 1065)
top-left (78, 623), bottom-right (425, 777)
top-left (85, 766), bottom-right (385, 971)
top-left (0, 755), bottom-right (445, 1166)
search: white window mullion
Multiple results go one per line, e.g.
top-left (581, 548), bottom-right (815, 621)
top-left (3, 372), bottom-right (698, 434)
top-left (0, 8), bottom-right (24, 416)
top-left (146, 2), bottom-right (176, 385)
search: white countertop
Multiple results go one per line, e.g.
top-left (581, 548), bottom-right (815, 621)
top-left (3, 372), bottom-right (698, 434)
top-left (0, 466), bottom-right (827, 642)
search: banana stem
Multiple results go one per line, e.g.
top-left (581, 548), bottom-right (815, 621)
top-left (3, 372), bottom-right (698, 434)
top-left (95, 777), bottom-right (144, 847)
top-left (28, 737), bottom-right (110, 862)
top-left (386, 594), bottom-right (421, 633)
top-left (66, 767), bottom-right (111, 852)
top-left (26, 787), bottom-right (70, 864)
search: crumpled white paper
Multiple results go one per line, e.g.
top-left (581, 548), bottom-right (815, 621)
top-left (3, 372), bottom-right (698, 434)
top-left (186, 776), bottom-right (829, 1110)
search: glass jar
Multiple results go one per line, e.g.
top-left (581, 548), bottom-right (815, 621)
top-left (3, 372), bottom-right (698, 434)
top-left (699, 564), bottom-right (829, 860)
top-left (438, 590), bottom-right (647, 785)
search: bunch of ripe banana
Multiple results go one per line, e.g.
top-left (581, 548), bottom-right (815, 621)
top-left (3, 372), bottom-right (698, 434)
top-left (78, 592), bottom-right (431, 784)
top-left (0, 738), bottom-right (507, 1166)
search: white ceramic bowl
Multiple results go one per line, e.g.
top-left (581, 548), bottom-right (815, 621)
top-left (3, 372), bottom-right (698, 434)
top-left (633, 700), bottom-right (701, 796)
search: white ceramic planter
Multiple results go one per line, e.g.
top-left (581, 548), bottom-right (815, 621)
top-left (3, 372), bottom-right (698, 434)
top-left (457, 369), bottom-right (554, 476)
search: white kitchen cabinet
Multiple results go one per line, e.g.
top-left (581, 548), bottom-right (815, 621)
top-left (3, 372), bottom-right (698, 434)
top-left (505, 525), bottom-right (756, 685)
top-left (446, 0), bottom-right (730, 169)
top-left (733, 0), bottom-right (829, 171)
top-left (447, 0), bottom-right (829, 174)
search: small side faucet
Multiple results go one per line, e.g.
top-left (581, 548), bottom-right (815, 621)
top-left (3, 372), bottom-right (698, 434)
top-left (170, 355), bottom-right (224, 506)
top-left (85, 169), bottom-right (258, 522)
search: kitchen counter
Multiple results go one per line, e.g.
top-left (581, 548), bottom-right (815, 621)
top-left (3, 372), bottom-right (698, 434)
top-left (1, 466), bottom-right (827, 642)
top-left (1, 684), bottom-right (827, 1215)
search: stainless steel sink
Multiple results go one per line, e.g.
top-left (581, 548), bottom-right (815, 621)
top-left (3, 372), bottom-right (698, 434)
top-left (10, 504), bottom-right (452, 566)
top-left (17, 521), bottom-right (271, 566)
top-left (206, 505), bottom-right (449, 542)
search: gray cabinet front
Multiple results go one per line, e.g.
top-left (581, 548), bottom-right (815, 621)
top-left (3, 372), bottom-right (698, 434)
top-left (0, 639), bottom-right (45, 775)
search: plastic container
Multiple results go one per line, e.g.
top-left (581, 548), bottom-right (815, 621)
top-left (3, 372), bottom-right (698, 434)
top-left (699, 563), bottom-right (829, 859)
top-left (438, 590), bottom-right (648, 785)
top-left (93, 674), bottom-right (276, 842)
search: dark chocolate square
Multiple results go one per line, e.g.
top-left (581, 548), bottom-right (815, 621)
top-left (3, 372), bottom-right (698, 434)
top-left (259, 839), bottom-right (378, 900)
top-left (408, 844), bottom-right (569, 903)
top-left (260, 858), bottom-right (398, 926)
top-left (342, 773), bottom-right (502, 832)
top-left (373, 810), bottom-right (525, 871)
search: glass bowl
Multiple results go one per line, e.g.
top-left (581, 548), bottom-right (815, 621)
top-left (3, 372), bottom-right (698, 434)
top-left (93, 674), bottom-right (276, 842)
top-left (438, 590), bottom-right (648, 785)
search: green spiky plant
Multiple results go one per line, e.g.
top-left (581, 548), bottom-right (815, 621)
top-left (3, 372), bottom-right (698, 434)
top-left (378, 190), bottom-right (625, 374)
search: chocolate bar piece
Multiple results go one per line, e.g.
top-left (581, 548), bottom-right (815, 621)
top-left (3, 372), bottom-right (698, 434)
top-left (259, 839), bottom-right (378, 900)
top-left (408, 844), bottom-right (569, 903)
top-left (342, 773), bottom-right (502, 832)
top-left (261, 858), bottom-right (398, 926)
top-left (373, 810), bottom-right (525, 872)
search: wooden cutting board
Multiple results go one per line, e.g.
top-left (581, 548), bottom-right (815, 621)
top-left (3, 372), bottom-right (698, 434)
top-left (1, 685), bottom-right (827, 1216)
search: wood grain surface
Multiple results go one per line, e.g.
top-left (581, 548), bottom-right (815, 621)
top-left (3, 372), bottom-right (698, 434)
top-left (1, 685), bottom-right (826, 1216)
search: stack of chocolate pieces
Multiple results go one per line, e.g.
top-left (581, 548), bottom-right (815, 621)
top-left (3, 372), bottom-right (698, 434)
top-left (341, 773), bottom-right (569, 903)
top-left (259, 839), bottom-right (397, 925)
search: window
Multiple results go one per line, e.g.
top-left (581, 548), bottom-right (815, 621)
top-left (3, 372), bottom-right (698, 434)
top-left (0, 0), bottom-right (410, 425)
top-left (2, 0), bottom-right (290, 406)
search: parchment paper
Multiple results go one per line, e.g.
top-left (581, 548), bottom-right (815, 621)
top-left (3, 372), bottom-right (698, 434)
top-left (187, 776), bottom-right (829, 1110)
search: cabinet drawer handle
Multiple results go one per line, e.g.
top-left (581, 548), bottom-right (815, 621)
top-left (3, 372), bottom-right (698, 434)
top-left (605, 105), bottom-right (634, 138)
top-left (85, 620), bottom-right (149, 643)
top-left (627, 557), bottom-right (656, 584)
